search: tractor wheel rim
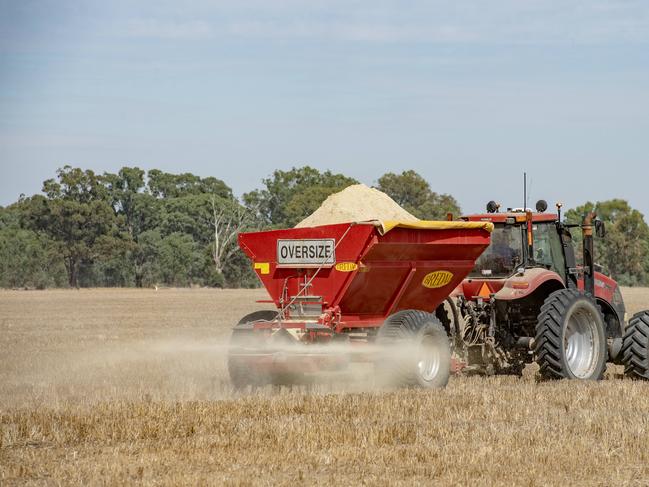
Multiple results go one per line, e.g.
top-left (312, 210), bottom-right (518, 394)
top-left (417, 335), bottom-right (441, 382)
top-left (564, 305), bottom-right (600, 379)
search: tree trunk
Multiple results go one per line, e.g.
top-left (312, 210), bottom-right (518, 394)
top-left (134, 259), bottom-right (144, 288)
top-left (67, 257), bottom-right (80, 288)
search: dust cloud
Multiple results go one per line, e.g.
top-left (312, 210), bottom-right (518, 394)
top-left (3, 334), bottom-right (409, 409)
top-left (0, 289), bottom-right (451, 410)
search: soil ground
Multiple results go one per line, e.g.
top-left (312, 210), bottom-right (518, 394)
top-left (1, 287), bottom-right (649, 486)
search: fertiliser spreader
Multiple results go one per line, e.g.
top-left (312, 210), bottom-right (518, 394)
top-left (229, 220), bottom-right (493, 389)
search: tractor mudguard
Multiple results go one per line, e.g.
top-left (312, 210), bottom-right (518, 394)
top-left (494, 268), bottom-right (565, 301)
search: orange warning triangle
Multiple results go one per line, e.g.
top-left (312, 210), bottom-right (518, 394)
top-left (478, 282), bottom-right (492, 298)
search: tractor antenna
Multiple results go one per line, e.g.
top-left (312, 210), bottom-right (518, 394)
top-left (523, 172), bottom-right (527, 211)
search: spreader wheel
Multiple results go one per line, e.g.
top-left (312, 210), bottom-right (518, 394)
top-left (236, 310), bottom-right (278, 327)
top-left (377, 310), bottom-right (451, 389)
top-left (228, 310), bottom-right (277, 389)
top-left (622, 311), bottom-right (649, 380)
top-left (534, 289), bottom-right (607, 380)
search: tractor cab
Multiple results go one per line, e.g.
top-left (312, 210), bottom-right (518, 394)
top-left (461, 199), bottom-right (614, 291)
top-left (458, 201), bottom-right (576, 299)
top-left (467, 212), bottom-right (567, 282)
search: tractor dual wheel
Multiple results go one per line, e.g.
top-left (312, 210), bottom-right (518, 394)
top-left (621, 311), bottom-right (649, 380)
top-left (534, 289), bottom-right (607, 380)
top-left (227, 310), bottom-right (277, 389)
top-left (377, 310), bottom-right (451, 389)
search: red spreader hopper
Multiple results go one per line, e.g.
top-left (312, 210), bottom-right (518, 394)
top-left (229, 220), bottom-right (492, 389)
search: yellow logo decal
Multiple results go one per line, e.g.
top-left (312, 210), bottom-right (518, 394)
top-left (422, 270), bottom-right (454, 288)
top-left (335, 262), bottom-right (358, 272)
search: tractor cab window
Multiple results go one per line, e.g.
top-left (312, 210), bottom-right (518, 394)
top-left (470, 224), bottom-right (523, 277)
top-left (532, 223), bottom-right (566, 280)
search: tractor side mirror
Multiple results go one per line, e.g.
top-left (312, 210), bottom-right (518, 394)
top-left (595, 220), bottom-right (606, 238)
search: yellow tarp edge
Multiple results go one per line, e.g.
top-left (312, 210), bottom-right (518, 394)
top-left (379, 220), bottom-right (494, 235)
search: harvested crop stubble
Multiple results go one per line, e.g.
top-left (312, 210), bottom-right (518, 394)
top-left (2, 288), bottom-right (649, 485)
top-left (295, 183), bottom-right (418, 227)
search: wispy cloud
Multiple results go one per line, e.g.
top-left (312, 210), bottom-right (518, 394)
top-left (214, 0), bottom-right (649, 45)
top-left (228, 20), bottom-right (476, 43)
top-left (0, 133), bottom-right (107, 149)
top-left (104, 1), bottom-right (649, 45)
top-left (125, 19), bottom-right (213, 40)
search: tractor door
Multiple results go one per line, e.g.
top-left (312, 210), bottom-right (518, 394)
top-left (559, 227), bottom-right (578, 288)
top-left (532, 223), bottom-right (567, 282)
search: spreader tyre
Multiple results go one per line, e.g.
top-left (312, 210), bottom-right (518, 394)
top-left (377, 310), bottom-right (451, 389)
top-left (228, 310), bottom-right (277, 389)
top-left (535, 289), bottom-right (607, 380)
top-left (621, 311), bottom-right (649, 380)
top-left (236, 310), bottom-right (279, 326)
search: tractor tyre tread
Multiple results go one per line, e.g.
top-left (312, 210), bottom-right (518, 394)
top-left (622, 311), bottom-right (649, 380)
top-left (534, 288), bottom-right (607, 380)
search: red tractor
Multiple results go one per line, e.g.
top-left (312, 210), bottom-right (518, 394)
top-left (445, 200), bottom-right (649, 380)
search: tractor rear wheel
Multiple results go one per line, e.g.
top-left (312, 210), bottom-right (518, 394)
top-left (228, 310), bottom-right (277, 389)
top-left (534, 289), bottom-right (607, 380)
top-left (377, 310), bottom-right (451, 389)
top-left (621, 311), bottom-right (649, 380)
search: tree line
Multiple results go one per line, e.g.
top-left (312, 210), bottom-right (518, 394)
top-left (0, 166), bottom-right (647, 288)
top-left (0, 166), bottom-right (459, 289)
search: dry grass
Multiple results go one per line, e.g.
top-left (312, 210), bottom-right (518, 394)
top-left (1, 287), bottom-right (649, 486)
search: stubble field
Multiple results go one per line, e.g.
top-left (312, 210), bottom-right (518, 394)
top-left (1, 287), bottom-right (649, 486)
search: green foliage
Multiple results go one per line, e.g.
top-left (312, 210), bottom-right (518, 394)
top-left (103, 167), bottom-right (155, 236)
top-left (222, 249), bottom-right (258, 288)
top-left (42, 166), bottom-right (109, 202)
top-left (148, 170), bottom-right (232, 200)
top-left (132, 229), bottom-right (163, 287)
top-left (0, 204), bottom-right (20, 228)
top-left (2, 166), bottom-right (251, 288)
top-left (159, 194), bottom-right (214, 244)
top-left (0, 227), bottom-right (66, 289)
top-left (102, 167), bottom-right (163, 287)
top-left (377, 170), bottom-right (461, 220)
top-left (1, 202), bottom-right (65, 289)
top-left (23, 176), bottom-right (126, 287)
top-left (243, 166), bottom-right (357, 227)
top-left (157, 232), bottom-right (198, 286)
top-left (565, 199), bottom-right (649, 286)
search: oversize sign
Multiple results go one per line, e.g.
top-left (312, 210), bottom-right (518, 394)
top-left (276, 239), bottom-right (336, 267)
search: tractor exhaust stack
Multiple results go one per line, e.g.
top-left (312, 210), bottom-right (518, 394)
top-left (582, 211), bottom-right (597, 296)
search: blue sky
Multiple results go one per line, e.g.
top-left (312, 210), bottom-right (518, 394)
top-left (1, 0), bottom-right (648, 216)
